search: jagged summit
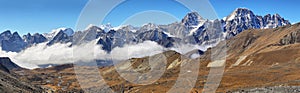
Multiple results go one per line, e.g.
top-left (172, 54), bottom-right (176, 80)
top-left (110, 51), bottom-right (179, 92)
top-left (223, 7), bottom-right (291, 38)
top-left (100, 23), bottom-right (113, 32)
top-left (0, 31), bottom-right (26, 52)
top-left (23, 33), bottom-right (47, 46)
top-left (43, 27), bottom-right (74, 40)
top-left (1, 30), bottom-right (12, 36)
top-left (226, 8), bottom-right (255, 21)
top-left (11, 32), bottom-right (22, 41)
top-left (85, 25), bottom-right (104, 33)
top-left (263, 13), bottom-right (290, 28)
top-left (182, 12), bottom-right (205, 27)
top-left (115, 25), bottom-right (138, 32)
top-left (47, 30), bottom-right (72, 46)
top-left (141, 23), bottom-right (158, 30)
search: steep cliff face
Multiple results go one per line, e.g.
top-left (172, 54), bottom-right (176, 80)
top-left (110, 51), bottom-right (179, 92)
top-left (280, 29), bottom-right (300, 45)
top-left (23, 33), bottom-right (47, 46)
top-left (0, 31), bottom-right (26, 52)
top-left (223, 8), bottom-right (291, 38)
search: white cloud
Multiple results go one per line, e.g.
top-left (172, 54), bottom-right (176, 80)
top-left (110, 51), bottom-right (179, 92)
top-left (0, 40), bottom-right (211, 69)
top-left (169, 44), bottom-right (209, 54)
top-left (108, 41), bottom-right (165, 60)
top-left (0, 41), bottom-right (165, 69)
top-left (0, 47), bottom-right (39, 69)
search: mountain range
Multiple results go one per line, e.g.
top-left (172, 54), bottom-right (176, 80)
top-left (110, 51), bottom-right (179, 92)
top-left (0, 8), bottom-right (290, 53)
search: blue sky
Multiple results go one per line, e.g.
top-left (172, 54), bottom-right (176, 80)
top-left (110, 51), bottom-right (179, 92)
top-left (0, 0), bottom-right (299, 35)
top-left (102, 0), bottom-right (190, 27)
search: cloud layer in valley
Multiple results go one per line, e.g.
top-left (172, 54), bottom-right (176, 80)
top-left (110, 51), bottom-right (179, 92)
top-left (0, 40), bottom-right (208, 69)
top-left (0, 41), bottom-right (166, 69)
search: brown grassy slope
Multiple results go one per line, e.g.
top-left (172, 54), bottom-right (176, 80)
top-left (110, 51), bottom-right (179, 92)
top-left (213, 23), bottom-right (300, 92)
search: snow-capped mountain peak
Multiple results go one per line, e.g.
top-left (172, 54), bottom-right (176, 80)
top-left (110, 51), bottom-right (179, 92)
top-left (140, 23), bottom-right (158, 31)
top-left (188, 20), bottom-right (207, 35)
top-left (84, 25), bottom-right (105, 34)
top-left (100, 23), bottom-right (113, 32)
top-left (263, 13), bottom-right (290, 29)
top-left (223, 8), bottom-right (290, 38)
top-left (226, 8), bottom-right (255, 21)
top-left (114, 25), bottom-right (139, 32)
top-left (43, 28), bottom-right (74, 39)
top-left (63, 28), bottom-right (74, 36)
top-left (182, 12), bottom-right (205, 27)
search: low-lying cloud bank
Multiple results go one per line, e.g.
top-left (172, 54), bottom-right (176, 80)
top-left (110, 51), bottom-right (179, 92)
top-left (0, 41), bottom-right (206, 69)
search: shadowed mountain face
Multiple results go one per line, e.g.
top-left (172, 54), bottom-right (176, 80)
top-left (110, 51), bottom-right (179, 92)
top-left (23, 33), bottom-right (47, 47)
top-left (0, 63), bottom-right (9, 73)
top-left (0, 57), bottom-right (21, 70)
top-left (0, 31), bottom-right (26, 52)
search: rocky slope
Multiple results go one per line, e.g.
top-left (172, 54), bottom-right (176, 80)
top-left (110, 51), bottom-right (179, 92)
top-left (0, 58), bottom-right (45, 92)
top-left (0, 70), bottom-right (45, 93)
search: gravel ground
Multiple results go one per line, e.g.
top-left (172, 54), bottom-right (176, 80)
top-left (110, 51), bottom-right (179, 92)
top-left (230, 86), bottom-right (300, 93)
